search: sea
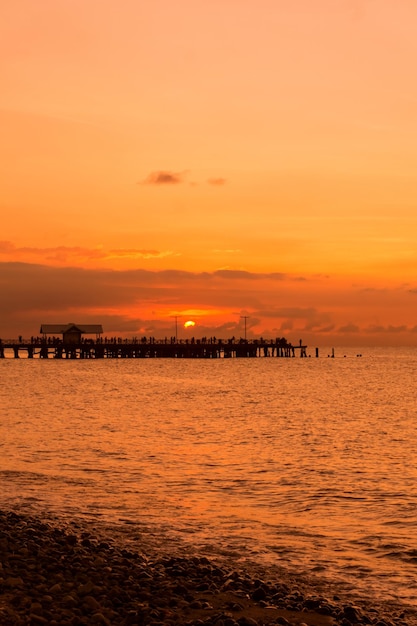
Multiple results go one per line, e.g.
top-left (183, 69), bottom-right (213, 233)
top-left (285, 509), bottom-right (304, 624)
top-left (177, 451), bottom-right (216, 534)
top-left (1, 347), bottom-right (417, 615)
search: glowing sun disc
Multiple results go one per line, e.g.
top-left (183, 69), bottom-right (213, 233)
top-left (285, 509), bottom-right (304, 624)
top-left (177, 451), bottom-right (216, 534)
top-left (184, 320), bottom-right (196, 328)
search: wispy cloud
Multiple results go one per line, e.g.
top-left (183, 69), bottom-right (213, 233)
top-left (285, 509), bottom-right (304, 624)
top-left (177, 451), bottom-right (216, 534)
top-left (0, 241), bottom-right (175, 263)
top-left (107, 249), bottom-right (175, 260)
top-left (142, 170), bottom-right (187, 185)
top-left (140, 171), bottom-right (227, 186)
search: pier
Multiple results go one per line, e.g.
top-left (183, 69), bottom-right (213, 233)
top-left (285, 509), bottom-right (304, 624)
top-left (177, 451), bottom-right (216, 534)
top-left (0, 337), bottom-right (308, 359)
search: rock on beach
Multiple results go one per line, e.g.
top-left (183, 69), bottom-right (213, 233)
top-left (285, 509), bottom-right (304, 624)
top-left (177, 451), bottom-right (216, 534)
top-left (0, 509), bottom-right (414, 626)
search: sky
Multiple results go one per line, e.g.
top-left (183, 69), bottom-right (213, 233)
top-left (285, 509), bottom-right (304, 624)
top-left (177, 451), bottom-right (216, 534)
top-left (1, 0), bottom-right (417, 347)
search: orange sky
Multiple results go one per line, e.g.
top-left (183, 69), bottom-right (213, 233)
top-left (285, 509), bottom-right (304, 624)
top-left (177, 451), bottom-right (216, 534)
top-left (1, 0), bottom-right (417, 346)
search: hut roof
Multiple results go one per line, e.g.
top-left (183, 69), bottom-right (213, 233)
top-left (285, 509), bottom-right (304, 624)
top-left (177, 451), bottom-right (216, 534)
top-left (40, 324), bottom-right (103, 335)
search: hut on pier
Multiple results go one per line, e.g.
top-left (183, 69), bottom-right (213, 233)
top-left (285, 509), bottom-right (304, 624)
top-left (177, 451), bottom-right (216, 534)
top-left (40, 323), bottom-right (103, 344)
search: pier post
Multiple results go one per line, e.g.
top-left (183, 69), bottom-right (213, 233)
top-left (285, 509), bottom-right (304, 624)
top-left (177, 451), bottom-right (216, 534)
top-left (315, 347), bottom-right (319, 358)
top-left (95, 346), bottom-right (104, 358)
top-left (13, 346), bottom-right (19, 359)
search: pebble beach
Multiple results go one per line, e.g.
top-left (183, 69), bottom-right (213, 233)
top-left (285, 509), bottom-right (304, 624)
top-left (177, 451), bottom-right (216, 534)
top-left (1, 509), bottom-right (415, 626)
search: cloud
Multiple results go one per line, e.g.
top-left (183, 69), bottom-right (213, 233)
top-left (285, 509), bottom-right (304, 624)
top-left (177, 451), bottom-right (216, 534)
top-left (213, 269), bottom-right (287, 280)
top-left (0, 241), bottom-right (175, 263)
top-left (0, 241), bottom-right (15, 253)
top-left (142, 170), bottom-right (186, 185)
top-left (316, 324), bottom-right (336, 333)
top-left (387, 325), bottom-right (408, 333)
top-left (0, 262), bottom-right (290, 307)
top-left (255, 307), bottom-right (318, 319)
top-left (364, 324), bottom-right (408, 334)
top-left (255, 307), bottom-right (335, 334)
top-left (107, 249), bottom-right (175, 260)
top-left (338, 323), bottom-right (360, 333)
top-left (303, 314), bottom-right (333, 331)
top-left (365, 325), bottom-right (386, 334)
top-left (274, 320), bottom-right (293, 332)
top-left (1, 261), bottom-right (416, 346)
top-left (0, 242), bottom-right (108, 264)
top-left (0, 261), bottom-right (304, 340)
top-left (207, 177), bottom-right (227, 186)
top-left (140, 172), bottom-right (226, 186)
top-left (359, 286), bottom-right (389, 293)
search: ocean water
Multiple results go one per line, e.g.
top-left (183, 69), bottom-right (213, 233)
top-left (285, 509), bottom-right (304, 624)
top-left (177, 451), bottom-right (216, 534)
top-left (1, 348), bottom-right (417, 611)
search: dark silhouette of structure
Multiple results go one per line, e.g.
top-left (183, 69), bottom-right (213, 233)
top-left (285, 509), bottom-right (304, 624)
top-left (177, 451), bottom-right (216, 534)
top-left (40, 324), bottom-right (103, 344)
top-left (0, 335), bottom-right (307, 359)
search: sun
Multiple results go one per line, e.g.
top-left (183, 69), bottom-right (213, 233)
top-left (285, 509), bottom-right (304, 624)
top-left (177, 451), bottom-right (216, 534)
top-left (184, 320), bottom-right (196, 328)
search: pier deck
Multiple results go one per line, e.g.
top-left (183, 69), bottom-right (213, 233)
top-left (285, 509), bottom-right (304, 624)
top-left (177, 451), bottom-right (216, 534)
top-left (0, 338), bottom-right (308, 359)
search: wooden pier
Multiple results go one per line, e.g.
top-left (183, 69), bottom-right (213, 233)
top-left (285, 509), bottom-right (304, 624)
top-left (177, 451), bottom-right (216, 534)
top-left (0, 338), bottom-right (308, 359)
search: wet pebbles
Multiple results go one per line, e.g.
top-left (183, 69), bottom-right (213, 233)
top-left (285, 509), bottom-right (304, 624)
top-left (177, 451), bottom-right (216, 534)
top-left (0, 510), bottom-right (415, 625)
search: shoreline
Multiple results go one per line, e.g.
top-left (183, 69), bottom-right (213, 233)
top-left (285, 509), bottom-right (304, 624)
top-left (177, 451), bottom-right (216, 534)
top-left (1, 509), bottom-right (415, 626)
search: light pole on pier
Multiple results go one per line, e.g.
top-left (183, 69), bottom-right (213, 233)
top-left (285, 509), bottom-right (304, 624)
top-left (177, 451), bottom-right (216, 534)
top-left (173, 316), bottom-right (179, 343)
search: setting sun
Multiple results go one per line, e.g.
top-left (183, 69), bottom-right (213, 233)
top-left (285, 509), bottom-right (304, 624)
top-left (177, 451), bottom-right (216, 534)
top-left (184, 320), bottom-right (196, 328)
